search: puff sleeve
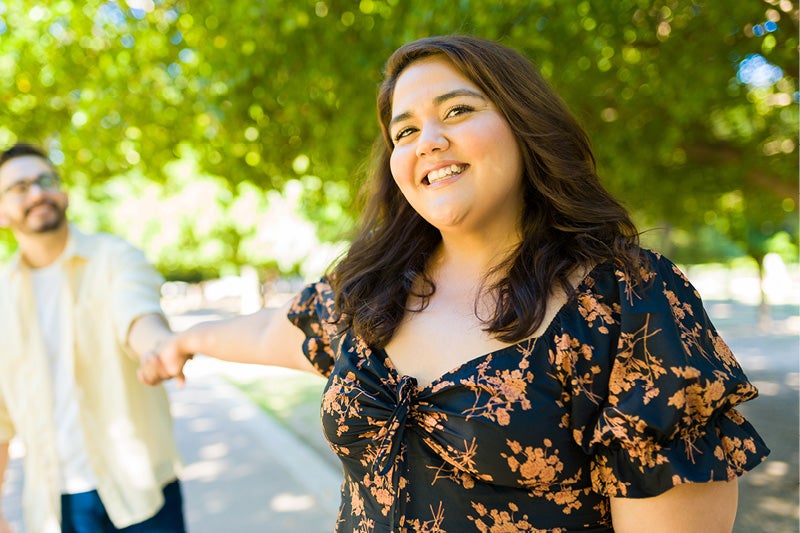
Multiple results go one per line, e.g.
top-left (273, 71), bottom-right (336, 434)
top-left (568, 251), bottom-right (769, 498)
top-left (286, 278), bottom-right (338, 377)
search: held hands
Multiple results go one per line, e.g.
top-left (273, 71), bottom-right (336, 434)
top-left (137, 334), bottom-right (193, 388)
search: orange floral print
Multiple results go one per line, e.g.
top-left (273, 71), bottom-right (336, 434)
top-left (460, 342), bottom-right (536, 424)
top-left (287, 252), bottom-right (769, 532)
top-left (469, 501), bottom-right (561, 532)
top-left (402, 502), bottom-right (446, 532)
top-left (502, 438), bottom-right (585, 514)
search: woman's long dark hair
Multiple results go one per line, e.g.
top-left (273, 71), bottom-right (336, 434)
top-left (329, 35), bottom-right (642, 347)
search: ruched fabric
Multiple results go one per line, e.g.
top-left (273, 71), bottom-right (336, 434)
top-left (287, 250), bottom-right (769, 532)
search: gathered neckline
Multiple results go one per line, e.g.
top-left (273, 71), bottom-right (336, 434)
top-left (378, 260), bottom-right (610, 391)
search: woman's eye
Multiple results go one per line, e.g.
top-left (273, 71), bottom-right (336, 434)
top-left (446, 104), bottom-right (473, 118)
top-left (393, 127), bottom-right (416, 143)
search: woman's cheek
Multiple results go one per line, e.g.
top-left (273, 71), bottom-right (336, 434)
top-left (389, 148), bottom-right (409, 187)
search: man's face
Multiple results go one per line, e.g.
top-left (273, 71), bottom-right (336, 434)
top-left (0, 155), bottom-right (68, 235)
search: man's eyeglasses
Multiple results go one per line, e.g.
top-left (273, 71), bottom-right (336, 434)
top-left (0, 172), bottom-right (61, 198)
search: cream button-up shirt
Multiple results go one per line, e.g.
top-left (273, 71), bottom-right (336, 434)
top-left (0, 225), bottom-right (182, 531)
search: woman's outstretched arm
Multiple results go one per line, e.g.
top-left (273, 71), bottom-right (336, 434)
top-left (138, 298), bottom-right (314, 386)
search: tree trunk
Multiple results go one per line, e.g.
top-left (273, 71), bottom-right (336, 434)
top-left (755, 254), bottom-right (770, 332)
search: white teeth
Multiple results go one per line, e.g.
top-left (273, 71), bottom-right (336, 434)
top-left (427, 164), bottom-right (465, 184)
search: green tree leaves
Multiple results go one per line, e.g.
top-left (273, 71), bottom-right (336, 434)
top-left (1, 0), bottom-right (796, 276)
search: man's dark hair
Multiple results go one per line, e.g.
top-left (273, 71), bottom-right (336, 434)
top-left (0, 143), bottom-right (51, 169)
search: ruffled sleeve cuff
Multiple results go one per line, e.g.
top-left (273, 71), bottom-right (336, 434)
top-left (570, 251), bottom-right (770, 498)
top-left (590, 405), bottom-right (769, 498)
top-left (287, 278), bottom-right (338, 377)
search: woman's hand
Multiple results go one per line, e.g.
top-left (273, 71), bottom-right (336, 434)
top-left (137, 333), bottom-right (192, 387)
top-left (137, 300), bottom-right (317, 387)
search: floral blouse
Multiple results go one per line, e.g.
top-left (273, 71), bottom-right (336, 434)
top-left (287, 250), bottom-right (769, 533)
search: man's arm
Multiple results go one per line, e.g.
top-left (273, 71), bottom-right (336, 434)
top-left (611, 479), bottom-right (738, 533)
top-left (126, 313), bottom-right (173, 361)
top-left (109, 240), bottom-right (172, 362)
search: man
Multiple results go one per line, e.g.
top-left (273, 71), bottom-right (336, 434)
top-left (0, 143), bottom-right (185, 532)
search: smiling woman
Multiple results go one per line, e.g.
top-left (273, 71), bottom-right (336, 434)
top-left (140, 35), bottom-right (770, 533)
top-left (388, 56), bottom-right (524, 240)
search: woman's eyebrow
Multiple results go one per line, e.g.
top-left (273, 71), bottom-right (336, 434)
top-left (390, 88), bottom-right (487, 128)
top-left (433, 88), bottom-right (485, 106)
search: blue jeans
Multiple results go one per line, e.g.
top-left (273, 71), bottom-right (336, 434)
top-left (60, 479), bottom-right (186, 533)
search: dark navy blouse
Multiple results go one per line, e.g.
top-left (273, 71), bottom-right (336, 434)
top-left (288, 250), bottom-right (769, 532)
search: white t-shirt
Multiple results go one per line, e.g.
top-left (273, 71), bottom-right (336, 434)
top-left (31, 262), bottom-right (97, 494)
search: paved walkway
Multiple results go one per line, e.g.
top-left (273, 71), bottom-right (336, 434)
top-left (167, 361), bottom-right (341, 533)
top-left (2, 300), bottom-right (798, 532)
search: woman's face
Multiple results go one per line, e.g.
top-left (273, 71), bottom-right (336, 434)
top-left (388, 56), bottom-right (524, 238)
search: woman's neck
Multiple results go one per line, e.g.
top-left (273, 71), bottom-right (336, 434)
top-left (433, 230), bottom-right (521, 280)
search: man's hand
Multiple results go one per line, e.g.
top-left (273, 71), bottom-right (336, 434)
top-left (137, 335), bottom-right (192, 388)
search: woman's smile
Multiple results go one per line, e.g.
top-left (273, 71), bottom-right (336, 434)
top-left (423, 163), bottom-right (468, 186)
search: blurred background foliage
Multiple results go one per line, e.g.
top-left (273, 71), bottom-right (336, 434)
top-left (0, 0), bottom-right (797, 283)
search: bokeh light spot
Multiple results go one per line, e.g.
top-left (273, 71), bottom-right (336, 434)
top-left (737, 54), bottom-right (782, 88)
top-left (72, 111), bottom-right (89, 128)
top-left (178, 48), bottom-right (194, 63)
top-left (244, 127), bottom-right (259, 142)
top-left (293, 154), bottom-right (310, 174)
top-left (600, 108), bottom-right (619, 122)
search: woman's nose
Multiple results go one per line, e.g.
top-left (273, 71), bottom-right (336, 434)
top-left (415, 123), bottom-right (449, 157)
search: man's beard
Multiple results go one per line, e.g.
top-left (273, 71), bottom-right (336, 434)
top-left (23, 200), bottom-right (66, 234)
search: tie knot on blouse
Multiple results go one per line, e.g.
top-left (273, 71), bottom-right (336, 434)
top-left (374, 374), bottom-right (418, 475)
